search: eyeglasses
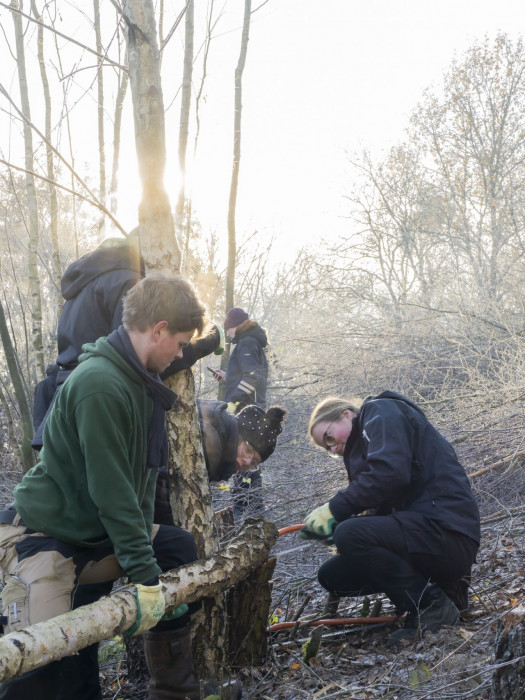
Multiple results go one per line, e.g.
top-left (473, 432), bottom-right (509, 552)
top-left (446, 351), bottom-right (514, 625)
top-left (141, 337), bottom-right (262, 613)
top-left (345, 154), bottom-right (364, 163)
top-left (323, 421), bottom-right (337, 451)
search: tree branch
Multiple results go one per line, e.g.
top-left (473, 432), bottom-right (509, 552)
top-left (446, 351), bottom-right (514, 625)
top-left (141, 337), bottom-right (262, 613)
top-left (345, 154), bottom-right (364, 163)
top-left (0, 1), bottom-right (128, 71)
top-left (0, 518), bottom-right (278, 682)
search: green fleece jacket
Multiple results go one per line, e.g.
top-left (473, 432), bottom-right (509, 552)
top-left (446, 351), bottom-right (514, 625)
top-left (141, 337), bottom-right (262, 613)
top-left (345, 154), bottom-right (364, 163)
top-left (15, 337), bottom-right (161, 584)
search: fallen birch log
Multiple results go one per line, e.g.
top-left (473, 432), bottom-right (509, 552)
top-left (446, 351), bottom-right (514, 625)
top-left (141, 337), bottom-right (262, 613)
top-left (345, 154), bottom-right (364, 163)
top-left (0, 518), bottom-right (278, 682)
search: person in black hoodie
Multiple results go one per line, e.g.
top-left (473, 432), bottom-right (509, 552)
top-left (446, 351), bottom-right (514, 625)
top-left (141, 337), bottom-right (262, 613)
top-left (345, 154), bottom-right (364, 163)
top-left (32, 233), bottom-right (223, 449)
top-left (302, 391), bottom-right (480, 645)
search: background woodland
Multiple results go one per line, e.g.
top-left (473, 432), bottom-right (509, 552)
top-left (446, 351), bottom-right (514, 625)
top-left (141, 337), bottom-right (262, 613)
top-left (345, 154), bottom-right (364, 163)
top-left (0, 2), bottom-right (524, 697)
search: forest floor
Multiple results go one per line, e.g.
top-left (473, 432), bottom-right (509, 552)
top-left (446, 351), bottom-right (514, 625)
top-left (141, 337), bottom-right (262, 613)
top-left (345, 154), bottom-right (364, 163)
top-left (98, 503), bottom-right (525, 700)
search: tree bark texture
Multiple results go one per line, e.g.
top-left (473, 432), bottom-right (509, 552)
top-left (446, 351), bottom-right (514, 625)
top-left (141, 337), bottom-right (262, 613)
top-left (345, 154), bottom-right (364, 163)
top-left (122, 0), bottom-right (181, 271)
top-left (491, 606), bottom-right (525, 699)
top-left (165, 369), bottom-right (225, 677)
top-left (226, 556), bottom-right (276, 667)
top-left (0, 519), bottom-right (278, 682)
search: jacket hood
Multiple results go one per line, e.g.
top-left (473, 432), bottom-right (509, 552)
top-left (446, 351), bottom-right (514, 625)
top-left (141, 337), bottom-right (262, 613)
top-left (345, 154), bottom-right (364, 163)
top-left (61, 240), bottom-right (144, 300)
top-left (78, 336), bottom-right (144, 386)
top-left (232, 322), bottom-right (268, 348)
top-left (361, 390), bottom-right (426, 418)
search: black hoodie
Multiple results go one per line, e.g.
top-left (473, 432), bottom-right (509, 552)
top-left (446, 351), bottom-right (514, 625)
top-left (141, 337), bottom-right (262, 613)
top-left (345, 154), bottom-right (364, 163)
top-left (57, 240), bottom-right (144, 369)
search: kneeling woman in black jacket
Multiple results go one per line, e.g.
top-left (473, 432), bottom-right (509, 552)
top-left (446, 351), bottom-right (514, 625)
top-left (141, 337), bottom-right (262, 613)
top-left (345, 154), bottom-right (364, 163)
top-left (302, 391), bottom-right (480, 644)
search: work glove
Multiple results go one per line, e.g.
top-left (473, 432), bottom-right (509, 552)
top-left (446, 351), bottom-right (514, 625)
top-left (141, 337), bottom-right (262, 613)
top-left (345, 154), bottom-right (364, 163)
top-left (160, 602), bottom-right (189, 622)
top-left (298, 528), bottom-right (335, 546)
top-left (213, 322), bottom-right (225, 355)
top-left (300, 502), bottom-right (337, 539)
top-left (226, 401), bottom-right (239, 414)
top-left (125, 583), bottom-right (166, 637)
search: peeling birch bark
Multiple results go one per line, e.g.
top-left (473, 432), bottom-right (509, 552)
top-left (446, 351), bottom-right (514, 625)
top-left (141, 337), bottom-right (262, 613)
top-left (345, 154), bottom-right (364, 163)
top-left (0, 519), bottom-right (277, 682)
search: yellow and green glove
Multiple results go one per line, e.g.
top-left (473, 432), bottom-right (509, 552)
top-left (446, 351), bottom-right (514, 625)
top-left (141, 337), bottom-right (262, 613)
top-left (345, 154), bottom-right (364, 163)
top-left (299, 502), bottom-right (337, 540)
top-left (125, 583), bottom-right (166, 637)
top-left (161, 602), bottom-right (189, 622)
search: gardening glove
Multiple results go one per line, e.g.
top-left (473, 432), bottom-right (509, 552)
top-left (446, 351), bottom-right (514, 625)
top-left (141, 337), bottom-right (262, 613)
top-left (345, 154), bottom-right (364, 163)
top-left (298, 528), bottom-right (335, 546)
top-left (125, 583), bottom-right (166, 637)
top-left (226, 401), bottom-right (239, 414)
top-left (213, 322), bottom-right (225, 355)
top-left (300, 502), bottom-right (337, 538)
top-left (160, 602), bottom-right (189, 622)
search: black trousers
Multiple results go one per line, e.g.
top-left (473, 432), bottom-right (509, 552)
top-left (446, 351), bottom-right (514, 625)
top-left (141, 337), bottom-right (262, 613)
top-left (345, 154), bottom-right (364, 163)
top-left (0, 524), bottom-right (198, 700)
top-left (317, 514), bottom-right (478, 613)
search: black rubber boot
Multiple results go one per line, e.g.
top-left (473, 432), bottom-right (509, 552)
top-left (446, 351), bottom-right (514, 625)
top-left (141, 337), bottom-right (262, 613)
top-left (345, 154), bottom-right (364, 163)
top-left (143, 625), bottom-right (200, 700)
top-left (388, 584), bottom-right (460, 645)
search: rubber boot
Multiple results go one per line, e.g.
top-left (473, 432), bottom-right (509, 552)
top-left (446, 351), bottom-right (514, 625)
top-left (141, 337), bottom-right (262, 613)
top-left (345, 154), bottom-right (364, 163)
top-left (143, 625), bottom-right (200, 700)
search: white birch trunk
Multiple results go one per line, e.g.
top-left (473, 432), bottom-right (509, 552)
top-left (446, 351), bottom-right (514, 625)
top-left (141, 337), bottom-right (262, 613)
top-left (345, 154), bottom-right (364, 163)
top-left (0, 520), bottom-right (277, 683)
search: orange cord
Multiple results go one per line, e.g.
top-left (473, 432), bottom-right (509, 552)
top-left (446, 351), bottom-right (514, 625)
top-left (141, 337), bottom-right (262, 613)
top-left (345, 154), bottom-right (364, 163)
top-left (277, 524), bottom-right (305, 536)
top-left (268, 616), bottom-right (397, 632)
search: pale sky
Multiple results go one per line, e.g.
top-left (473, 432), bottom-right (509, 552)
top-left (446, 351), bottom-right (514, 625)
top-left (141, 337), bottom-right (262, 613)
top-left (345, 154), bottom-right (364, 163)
top-left (1, 0), bottom-right (524, 261)
top-left (159, 0), bottom-right (525, 259)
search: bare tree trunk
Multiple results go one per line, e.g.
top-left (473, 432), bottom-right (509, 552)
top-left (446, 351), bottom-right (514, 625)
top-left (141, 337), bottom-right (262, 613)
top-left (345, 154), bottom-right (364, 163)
top-left (225, 0), bottom-right (252, 314)
top-left (93, 0), bottom-right (106, 240)
top-left (30, 0), bottom-right (62, 313)
top-left (51, 21), bottom-right (79, 258)
top-left (109, 43), bottom-right (129, 217)
top-left (175, 0), bottom-right (194, 269)
top-left (166, 369), bottom-right (227, 679)
top-left (0, 300), bottom-right (33, 472)
top-left (11, 0), bottom-right (45, 380)
top-left (0, 519), bottom-right (278, 683)
top-left (122, 0), bottom-right (228, 680)
top-left (121, 0), bottom-right (181, 271)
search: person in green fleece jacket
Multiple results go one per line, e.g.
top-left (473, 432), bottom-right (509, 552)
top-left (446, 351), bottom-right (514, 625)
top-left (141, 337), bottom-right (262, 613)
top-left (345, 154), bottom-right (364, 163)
top-left (0, 273), bottom-right (205, 700)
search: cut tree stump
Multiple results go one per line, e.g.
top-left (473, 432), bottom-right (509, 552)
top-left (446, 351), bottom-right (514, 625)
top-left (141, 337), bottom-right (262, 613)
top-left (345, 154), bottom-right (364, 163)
top-left (226, 556), bottom-right (276, 667)
top-left (491, 606), bottom-right (525, 699)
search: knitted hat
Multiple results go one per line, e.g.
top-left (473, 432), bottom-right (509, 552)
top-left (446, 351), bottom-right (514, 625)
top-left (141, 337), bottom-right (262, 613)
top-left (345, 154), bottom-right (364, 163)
top-left (224, 307), bottom-right (249, 330)
top-left (237, 405), bottom-right (287, 462)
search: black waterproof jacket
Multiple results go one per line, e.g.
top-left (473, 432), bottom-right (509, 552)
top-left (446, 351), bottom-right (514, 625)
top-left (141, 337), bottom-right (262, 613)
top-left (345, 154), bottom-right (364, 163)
top-left (57, 241), bottom-right (144, 369)
top-left (329, 391), bottom-right (480, 553)
top-left (225, 323), bottom-right (268, 409)
top-left (33, 240), bottom-right (220, 448)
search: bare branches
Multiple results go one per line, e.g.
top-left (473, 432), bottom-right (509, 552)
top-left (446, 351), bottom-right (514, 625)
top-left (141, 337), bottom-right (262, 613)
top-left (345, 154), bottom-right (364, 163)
top-left (0, 1), bottom-right (128, 71)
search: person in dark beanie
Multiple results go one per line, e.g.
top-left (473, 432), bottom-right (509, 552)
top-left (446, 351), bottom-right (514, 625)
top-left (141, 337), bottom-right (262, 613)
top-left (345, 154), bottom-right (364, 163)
top-left (213, 307), bottom-right (269, 413)
top-left (155, 402), bottom-right (287, 524)
top-left (302, 390), bottom-right (480, 645)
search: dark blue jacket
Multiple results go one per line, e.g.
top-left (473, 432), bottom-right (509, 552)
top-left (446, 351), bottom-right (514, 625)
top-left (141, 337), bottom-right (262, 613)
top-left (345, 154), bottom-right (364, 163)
top-left (225, 322), bottom-right (268, 410)
top-left (329, 391), bottom-right (480, 553)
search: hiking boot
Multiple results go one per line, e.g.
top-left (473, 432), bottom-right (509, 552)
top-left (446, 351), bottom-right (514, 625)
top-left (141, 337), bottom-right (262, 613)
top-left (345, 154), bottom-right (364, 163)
top-left (388, 586), bottom-right (460, 645)
top-left (442, 576), bottom-right (470, 612)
